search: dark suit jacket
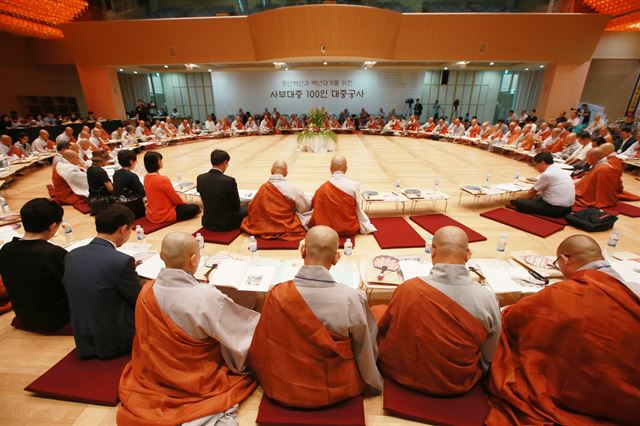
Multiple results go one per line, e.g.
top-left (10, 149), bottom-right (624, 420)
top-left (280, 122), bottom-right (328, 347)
top-left (197, 169), bottom-right (243, 231)
top-left (618, 136), bottom-right (636, 154)
top-left (63, 238), bottom-right (140, 359)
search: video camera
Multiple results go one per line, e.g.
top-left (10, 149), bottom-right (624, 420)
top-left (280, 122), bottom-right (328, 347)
top-left (405, 98), bottom-right (414, 105)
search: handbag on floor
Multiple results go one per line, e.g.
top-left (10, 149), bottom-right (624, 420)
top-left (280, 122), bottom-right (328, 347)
top-left (564, 208), bottom-right (617, 232)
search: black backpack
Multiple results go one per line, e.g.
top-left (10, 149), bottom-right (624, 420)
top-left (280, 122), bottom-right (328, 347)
top-left (564, 208), bottom-right (618, 232)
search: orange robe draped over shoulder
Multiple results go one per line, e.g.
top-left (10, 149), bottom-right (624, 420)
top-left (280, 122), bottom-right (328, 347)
top-left (468, 125), bottom-right (481, 138)
top-left (575, 162), bottom-right (621, 208)
top-left (376, 278), bottom-right (486, 395)
top-left (487, 269), bottom-right (640, 425)
top-left (241, 181), bottom-right (306, 241)
top-left (438, 125), bottom-right (449, 135)
top-left (309, 181), bottom-right (359, 237)
top-left (248, 281), bottom-right (365, 408)
top-left (118, 282), bottom-right (256, 426)
top-left (51, 165), bottom-right (84, 205)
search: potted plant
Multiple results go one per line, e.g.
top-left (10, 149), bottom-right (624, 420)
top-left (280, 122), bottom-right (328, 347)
top-left (296, 107), bottom-right (337, 152)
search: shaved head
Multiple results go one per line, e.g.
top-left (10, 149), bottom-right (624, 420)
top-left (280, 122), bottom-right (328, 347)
top-left (330, 156), bottom-right (347, 173)
top-left (600, 143), bottom-right (615, 156)
top-left (431, 226), bottom-right (470, 264)
top-left (585, 148), bottom-right (605, 165)
top-left (160, 232), bottom-right (200, 272)
top-left (302, 225), bottom-right (340, 268)
top-left (62, 150), bottom-right (80, 165)
top-left (556, 235), bottom-right (603, 278)
top-left (271, 159), bottom-right (288, 176)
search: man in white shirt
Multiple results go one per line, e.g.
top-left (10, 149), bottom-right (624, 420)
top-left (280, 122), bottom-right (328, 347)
top-left (556, 133), bottom-right (580, 159)
top-left (111, 127), bottom-right (124, 140)
top-left (567, 111), bottom-right (580, 128)
top-left (205, 115), bottom-right (217, 132)
top-left (510, 152), bottom-right (575, 217)
top-left (448, 118), bottom-right (465, 137)
top-left (55, 127), bottom-right (75, 144)
top-left (566, 132), bottom-right (593, 165)
top-left (118, 232), bottom-right (259, 426)
top-left (259, 114), bottom-right (273, 135)
top-left (33, 130), bottom-right (54, 153)
top-left (585, 114), bottom-right (605, 135)
top-left (244, 117), bottom-right (259, 135)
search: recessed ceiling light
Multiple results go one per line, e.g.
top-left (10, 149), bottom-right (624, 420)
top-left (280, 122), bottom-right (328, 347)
top-left (504, 70), bottom-right (509, 74)
top-left (456, 61), bottom-right (468, 65)
top-left (444, 67), bottom-right (448, 70)
top-left (525, 68), bottom-right (529, 71)
top-left (133, 71), bottom-right (138, 74)
top-left (208, 69), bottom-right (212, 72)
top-left (323, 60), bottom-right (327, 65)
top-left (363, 67), bottom-right (368, 70)
top-left (489, 62), bottom-right (495, 66)
top-left (163, 65), bottom-right (168, 68)
top-left (119, 68), bottom-right (124, 72)
top-left (284, 67), bottom-right (289, 71)
top-left (539, 65), bottom-right (545, 68)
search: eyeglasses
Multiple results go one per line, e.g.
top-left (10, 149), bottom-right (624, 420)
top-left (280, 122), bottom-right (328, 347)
top-left (552, 253), bottom-right (572, 269)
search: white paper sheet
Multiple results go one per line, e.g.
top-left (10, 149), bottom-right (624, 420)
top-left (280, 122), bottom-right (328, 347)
top-left (399, 260), bottom-right (432, 280)
top-left (474, 258), bottom-right (546, 294)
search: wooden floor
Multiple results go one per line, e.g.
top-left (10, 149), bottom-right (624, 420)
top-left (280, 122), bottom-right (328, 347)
top-left (1, 134), bottom-right (639, 425)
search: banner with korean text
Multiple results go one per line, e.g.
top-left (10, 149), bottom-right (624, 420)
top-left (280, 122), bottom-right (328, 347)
top-left (211, 69), bottom-right (425, 118)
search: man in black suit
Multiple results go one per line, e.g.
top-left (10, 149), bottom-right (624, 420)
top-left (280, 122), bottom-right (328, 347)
top-left (63, 204), bottom-right (140, 359)
top-left (197, 149), bottom-right (247, 231)
top-left (616, 127), bottom-right (636, 154)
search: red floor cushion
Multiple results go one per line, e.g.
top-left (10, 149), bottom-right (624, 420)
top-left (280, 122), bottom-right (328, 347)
top-left (480, 208), bottom-right (565, 238)
top-left (24, 348), bottom-right (131, 406)
top-left (73, 201), bottom-right (91, 214)
top-left (383, 377), bottom-right (489, 426)
top-left (256, 394), bottom-right (365, 426)
top-left (370, 217), bottom-right (425, 249)
top-left (132, 216), bottom-right (176, 234)
top-left (192, 227), bottom-right (241, 245)
top-left (410, 213), bottom-right (487, 242)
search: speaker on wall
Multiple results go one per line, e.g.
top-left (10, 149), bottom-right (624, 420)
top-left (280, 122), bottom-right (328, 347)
top-left (441, 70), bottom-right (449, 85)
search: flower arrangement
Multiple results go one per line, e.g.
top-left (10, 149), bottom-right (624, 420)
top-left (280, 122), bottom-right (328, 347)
top-left (297, 107), bottom-right (337, 144)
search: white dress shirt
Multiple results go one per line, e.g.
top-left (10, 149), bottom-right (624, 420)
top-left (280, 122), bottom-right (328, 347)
top-left (32, 137), bottom-right (50, 153)
top-left (534, 164), bottom-right (575, 207)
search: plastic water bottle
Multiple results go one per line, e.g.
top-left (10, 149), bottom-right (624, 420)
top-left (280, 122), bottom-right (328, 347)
top-left (195, 232), bottom-right (205, 255)
top-left (433, 177), bottom-right (440, 192)
top-left (425, 236), bottom-right (433, 254)
top-left (395, 178), bottom-right (401, 189)
top-left (496, 235), bottom-right (508, 259)
top-left (0, 196), bottom-right (9, 214)
top-left (135, 225), bottom-right (145, 246)
top-left (62, 220), bottom-right (74, 243)
top-left (344, 238), bottom-right (353, 256)
top-left (514, 171), bottom-right (520, 184)
top-left (605, 230), bottom-right (620, 257)
top-left (248, 235), bottom-right (257, 253)
top-left (176, 171), bottom-right (182, 183)
top-left (485, 173), bottom-right (491, 187)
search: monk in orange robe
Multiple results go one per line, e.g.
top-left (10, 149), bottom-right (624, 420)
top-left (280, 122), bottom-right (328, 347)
top-left (575, 148), bottom-right (621, 208)
top-left (373, 226), bottom-right (500, 395)
top-left (51, 150), bottom-right (88, 205)
top-left (465, 119), bottom-right (481, 138)
top-left (248, 226), bottom-right (383, 408)
top-left (487, 235), bottom-right (640, 425)
top-left (118, 233), bottom-right (258, 426)
top-left (309, 156), bottom-right (376, 236)
top-left (241, 160), bottom-right (309, 241)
